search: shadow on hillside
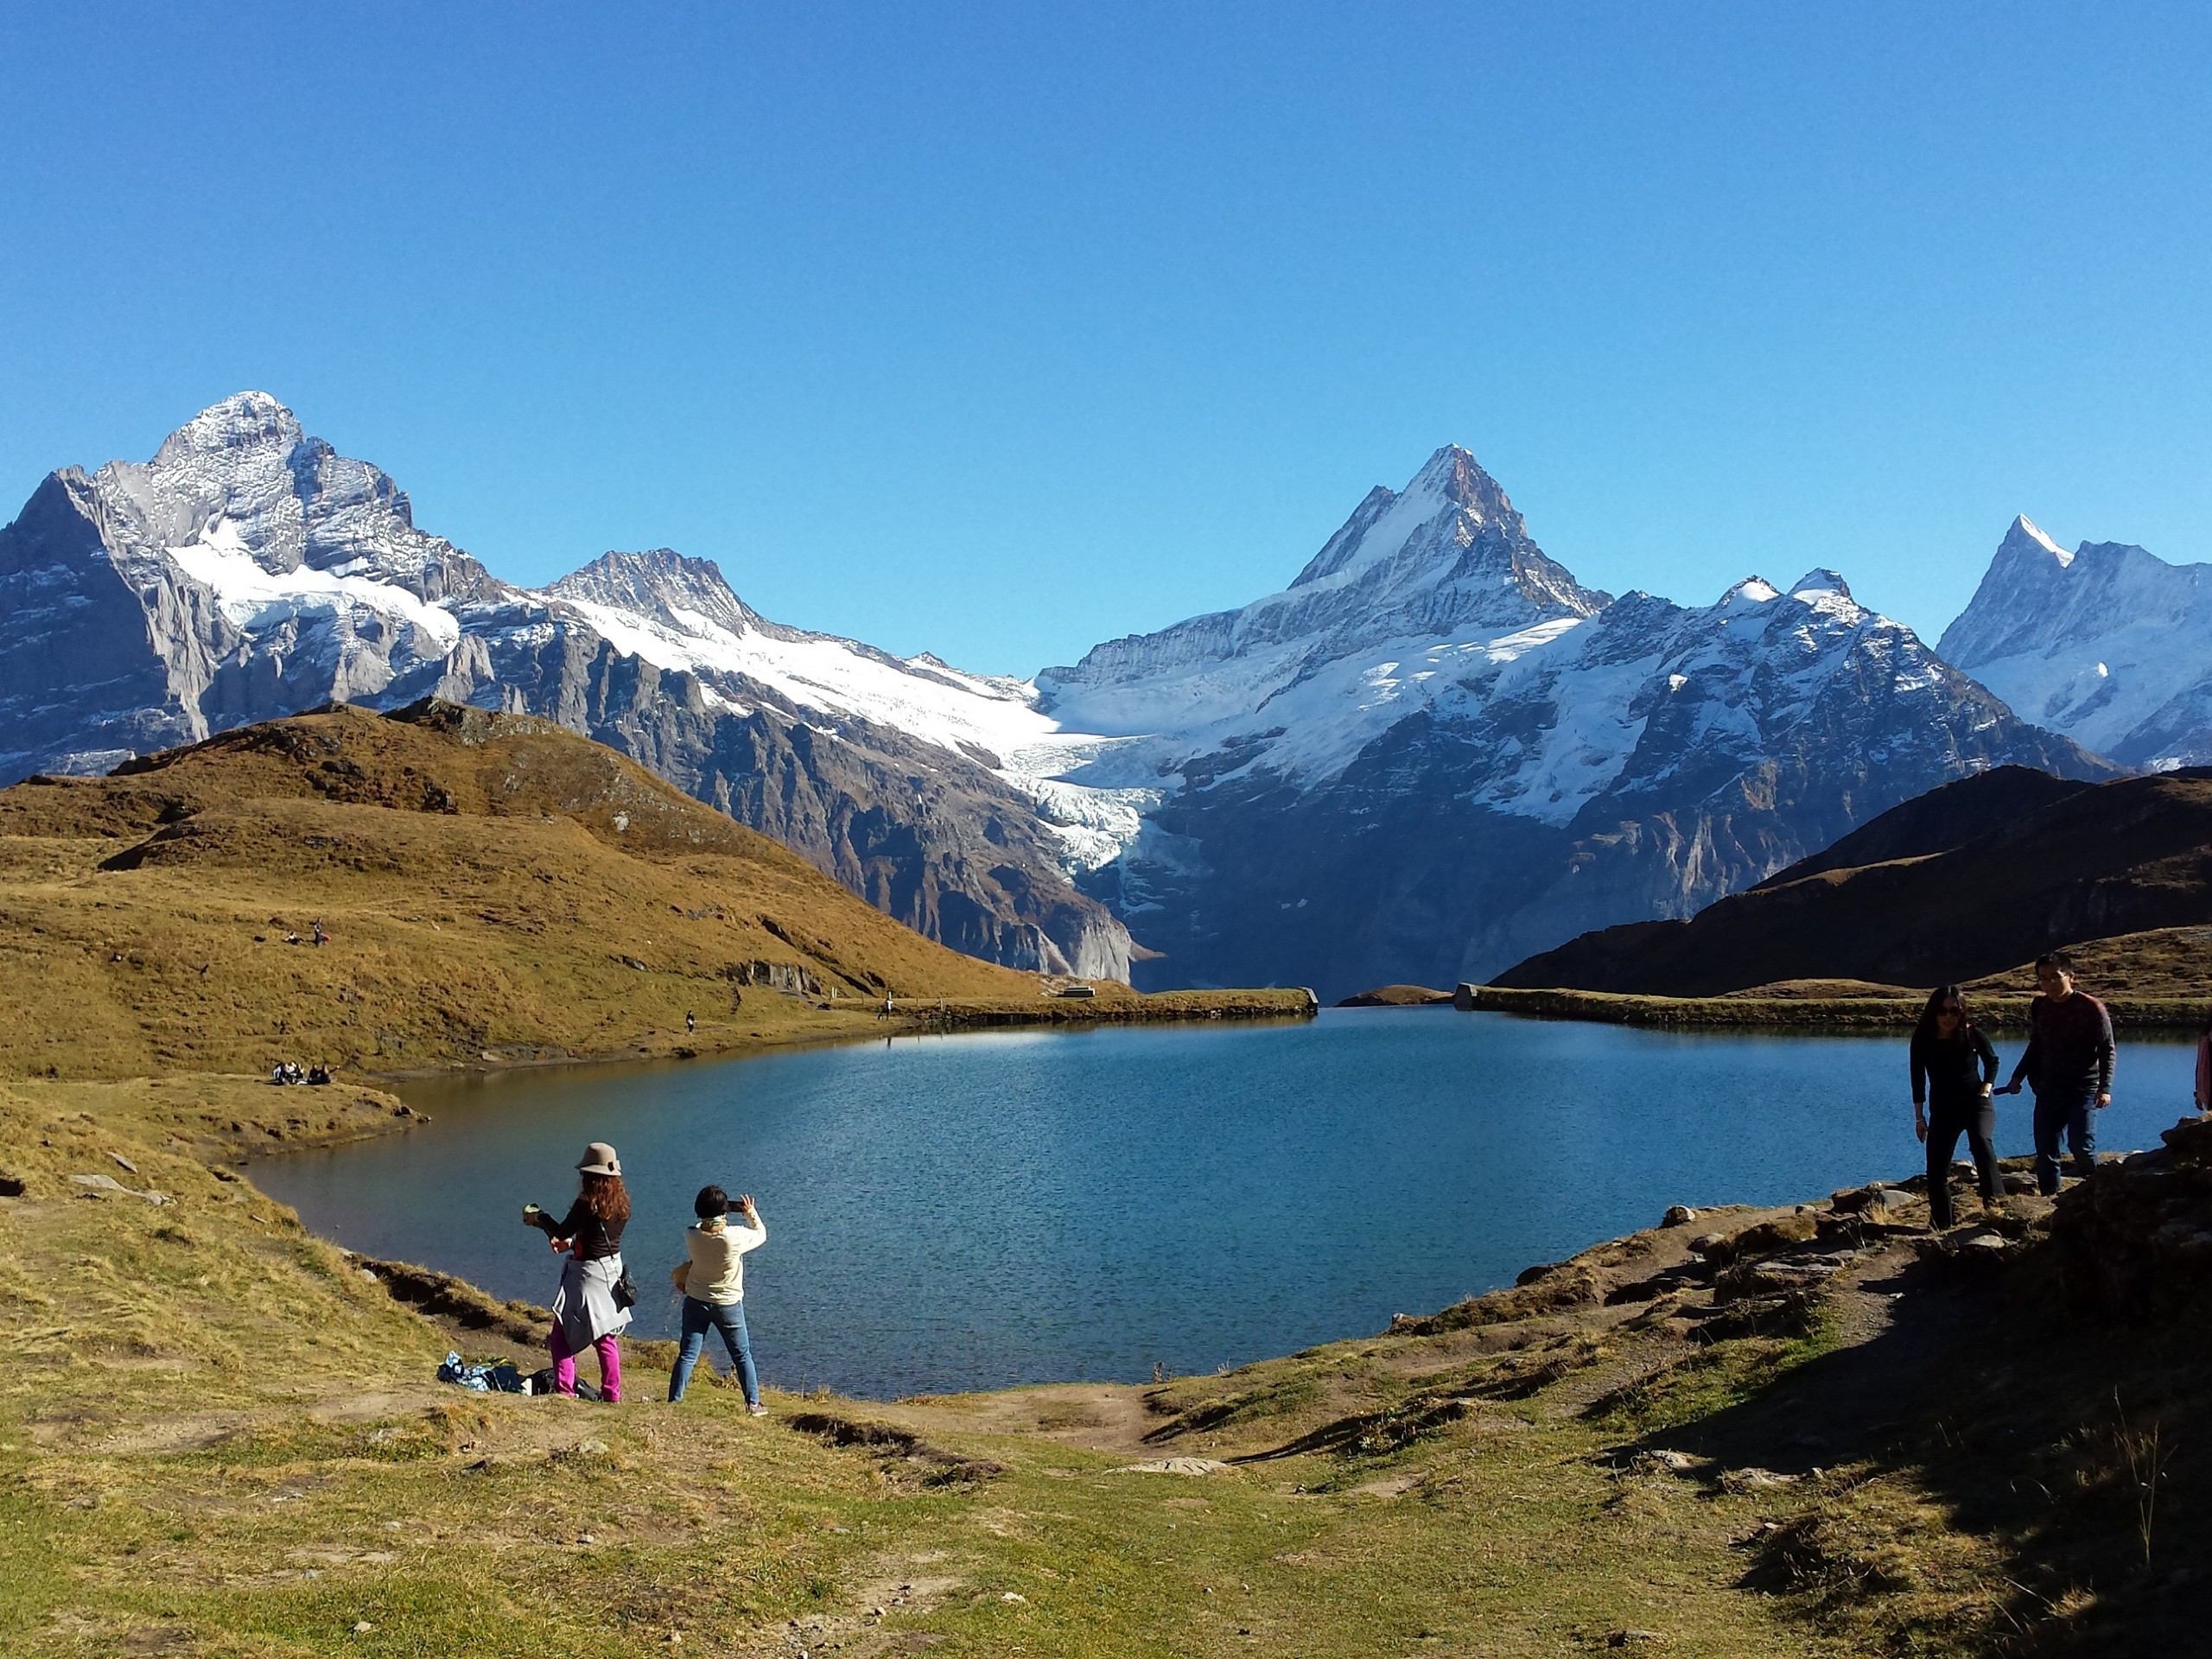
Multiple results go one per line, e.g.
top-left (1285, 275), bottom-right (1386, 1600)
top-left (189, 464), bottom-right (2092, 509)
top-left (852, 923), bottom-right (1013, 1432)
top-left (1617, 1246), bottom-right (2212, 1653)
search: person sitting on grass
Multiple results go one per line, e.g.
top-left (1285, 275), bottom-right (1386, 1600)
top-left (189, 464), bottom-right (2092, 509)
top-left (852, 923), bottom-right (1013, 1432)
top-left (524, 1142), bottom-right (632, 1402)
top-left (1910, 984), bottom-right (2002, 1227)
top-left (667, 1184), bottom-right (768, 1413)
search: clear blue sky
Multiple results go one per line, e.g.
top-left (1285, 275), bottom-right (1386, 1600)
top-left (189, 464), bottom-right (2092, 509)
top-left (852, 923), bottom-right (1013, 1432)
top-left (3, 3), bottom-right (2208, 673)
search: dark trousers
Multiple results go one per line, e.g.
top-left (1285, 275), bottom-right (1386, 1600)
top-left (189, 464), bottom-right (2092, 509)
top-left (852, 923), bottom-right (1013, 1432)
top-left (1925, 1098), bottom-right (2000, 1227)
top-left (2032, 1090), bottom-right (2097, 1196)
top-left (669, 1295), bottom-right (760, 1405)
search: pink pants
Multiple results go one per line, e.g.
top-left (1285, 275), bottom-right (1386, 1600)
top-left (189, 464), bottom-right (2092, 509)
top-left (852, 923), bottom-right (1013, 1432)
top-left (549, 1325), bottom-right (621, 1402)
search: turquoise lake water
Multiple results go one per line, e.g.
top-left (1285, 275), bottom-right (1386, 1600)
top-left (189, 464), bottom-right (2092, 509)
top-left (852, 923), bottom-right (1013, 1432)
top-left (251, 1009), bottom-right (2202, 1399)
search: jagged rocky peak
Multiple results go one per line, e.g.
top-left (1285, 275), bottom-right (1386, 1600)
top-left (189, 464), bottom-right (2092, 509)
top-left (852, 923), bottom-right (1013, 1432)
top-left (1282, 442), bottom-right (1605, 625)
top-left (1045, 445), bottom-right (1611, 697)
top-left (550, 548), bottom-right (766, 637)
top-left (149, 388), bottom-right (306, 467)
top-left (1938, 518), bottom-right (2193, 670)
top-left (1289, 444), bottom-right (1520, 588)
top-left (79, 391), bottom-right (494, 603)
top-left (0, 392), bottom-right (1138, 983)
top-left (1939, 513), bottom-right (2212, 770)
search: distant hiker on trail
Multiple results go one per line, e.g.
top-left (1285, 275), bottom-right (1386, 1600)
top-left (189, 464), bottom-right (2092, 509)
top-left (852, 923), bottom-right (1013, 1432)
top-left (310, 918), bottom-right (327, 947)
top-left (685, 1010), bottom-right (696, 1034)
top-left (879, 994), bottom-right (893, 1021)
top-left (667, 1185), bottom-right (768, 1413)
top-left (1999, 951), bottom-right (2115, 1196)
top-left (1910, 985), bottom-right (2002, 1228)
top-left (524, 1143), bottom-right (632, 1402)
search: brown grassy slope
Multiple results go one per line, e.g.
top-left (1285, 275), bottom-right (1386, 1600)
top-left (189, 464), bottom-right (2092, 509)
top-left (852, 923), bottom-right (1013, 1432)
top-left (1745, 763), bottom-right (2094, 889)
top-left (1465, 928), bottom-right (2212, 1030)
top-left (1492, 768), bottom-right (2212, 996)
top-left (0, 702), bottom-right (1065, 1079)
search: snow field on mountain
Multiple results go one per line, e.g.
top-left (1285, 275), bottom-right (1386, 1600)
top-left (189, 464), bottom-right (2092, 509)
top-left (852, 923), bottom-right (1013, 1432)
top-left (1967, 625), bottom-right (2212, 766)
top-left (168, 518), bottom-right (462, 655)
top-left (1941, 518), bottom-right (2212, 768)
top-left (545, 592), bottom-right (1055, 756)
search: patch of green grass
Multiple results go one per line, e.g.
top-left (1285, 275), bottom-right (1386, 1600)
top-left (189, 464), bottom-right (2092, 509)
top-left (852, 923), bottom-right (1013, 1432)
top-left (0, 1450), bottom-right (71, 1646)
top-left (1589, 1307), bottom-right (1841, 1438)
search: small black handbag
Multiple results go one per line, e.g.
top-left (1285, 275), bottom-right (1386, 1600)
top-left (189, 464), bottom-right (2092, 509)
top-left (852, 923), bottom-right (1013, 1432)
top-left (612, 1263), bottom-right (639, 1310)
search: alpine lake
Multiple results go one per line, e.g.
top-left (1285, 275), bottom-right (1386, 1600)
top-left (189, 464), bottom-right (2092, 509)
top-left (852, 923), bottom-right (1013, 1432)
top-left (251, 1007), bottom-right (2204, 1400)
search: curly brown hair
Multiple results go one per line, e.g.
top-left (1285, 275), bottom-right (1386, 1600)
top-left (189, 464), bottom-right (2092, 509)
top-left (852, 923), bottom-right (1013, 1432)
top-left (580, 1171), bottom-right (630, 1227)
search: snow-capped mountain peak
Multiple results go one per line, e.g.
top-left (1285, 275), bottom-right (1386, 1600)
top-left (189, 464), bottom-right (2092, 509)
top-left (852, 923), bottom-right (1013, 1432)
top-left (0, 395), bottom-right (1141, 981)
top-left (1718, 575), bottom-right (1783, 611)
top-left (2010, 512), bottom-right (2071, 565)
top-left (1940, 517), bottom-right (2212, 768)
top-left (1788, 568), bottom-right (1853, 600)
top-left (150, 389), bottom-right (304, 468)
top-left (1043, 447), bottom-right (1611, 740)
top-left (533, 550), bottom-right (1082, 770)
top-left (82, 391), bottom-right (492, 606)
top-left (1288, 444), bottom-right (1520, 590)
top-left (0, 396), bottom-right (2146, 1003)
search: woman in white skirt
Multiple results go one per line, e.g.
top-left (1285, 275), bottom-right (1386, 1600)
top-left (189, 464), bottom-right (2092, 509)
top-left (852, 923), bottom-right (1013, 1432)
top-left (524, 1141), bottom-right (632, 1401)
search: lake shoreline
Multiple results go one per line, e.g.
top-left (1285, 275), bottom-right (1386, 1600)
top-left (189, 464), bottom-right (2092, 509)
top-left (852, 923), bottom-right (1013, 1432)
top-left (358, 984), bottom-right (1319, 1088)
top-left (1459, 982), bottom-right (2208, 1031)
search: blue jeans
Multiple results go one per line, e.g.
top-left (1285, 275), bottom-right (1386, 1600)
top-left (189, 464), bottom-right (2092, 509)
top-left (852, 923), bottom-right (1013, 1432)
top-left (669, 1295), bottom-right (760, 1405)
top-left (2032, 1091), bottom-right (2097, 1195)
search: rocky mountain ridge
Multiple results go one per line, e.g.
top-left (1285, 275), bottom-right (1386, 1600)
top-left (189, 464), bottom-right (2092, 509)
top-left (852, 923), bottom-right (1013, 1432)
top-left (3, 395), bottom-right (2180, 1000)
top-left (1036, 453), bottom-right (2115, 994)
top-left (0, 394), bottom-right (1131, 979)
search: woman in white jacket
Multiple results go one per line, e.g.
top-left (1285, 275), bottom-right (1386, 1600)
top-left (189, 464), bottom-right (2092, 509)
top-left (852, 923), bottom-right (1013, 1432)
top-left (667, 1184), bottom-right (768, 1411)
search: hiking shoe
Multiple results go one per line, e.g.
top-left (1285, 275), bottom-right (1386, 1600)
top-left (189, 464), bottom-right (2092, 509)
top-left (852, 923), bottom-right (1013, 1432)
top-left (747, 1402), bottom-right (769, 1416)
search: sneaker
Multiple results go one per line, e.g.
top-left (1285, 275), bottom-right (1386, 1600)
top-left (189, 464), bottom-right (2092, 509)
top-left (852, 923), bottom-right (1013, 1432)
top-left (747, 1402), bottom-right (769, 1416)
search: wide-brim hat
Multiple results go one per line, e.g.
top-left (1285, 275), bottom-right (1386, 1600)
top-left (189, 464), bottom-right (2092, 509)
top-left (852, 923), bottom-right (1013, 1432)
top-left (576, 1142), bottom-right (621, 1177)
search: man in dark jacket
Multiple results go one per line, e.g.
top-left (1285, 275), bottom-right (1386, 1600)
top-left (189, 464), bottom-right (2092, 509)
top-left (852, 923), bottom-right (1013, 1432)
top-left (2001, 950), bottom-right (2115, 1195)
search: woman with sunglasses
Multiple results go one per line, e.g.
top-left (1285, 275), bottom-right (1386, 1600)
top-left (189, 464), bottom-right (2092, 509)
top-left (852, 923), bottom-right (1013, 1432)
top-left (1910, 986), bottom-right (2003, 1228)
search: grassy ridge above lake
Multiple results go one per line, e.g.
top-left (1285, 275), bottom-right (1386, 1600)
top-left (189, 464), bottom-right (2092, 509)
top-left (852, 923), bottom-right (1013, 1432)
top-left (0, 702), bottom-right (1307, 1081)
top-left (1467, 925), bottom-right (2212, 1029)
top-left (1493, 766), bottom-right (2212, 1010)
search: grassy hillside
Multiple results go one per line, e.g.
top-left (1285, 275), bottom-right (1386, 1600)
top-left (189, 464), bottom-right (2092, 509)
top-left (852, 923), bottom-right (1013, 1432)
top-left (0, 702), bottom-right (1307, 1080)
top-left (5, 1077), bottom-right (2206, 1656)
top-left (1465, 927), bottom-right (2212, 1030)
top-left (1492, 769), bottom-right (2212, 1000)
